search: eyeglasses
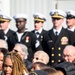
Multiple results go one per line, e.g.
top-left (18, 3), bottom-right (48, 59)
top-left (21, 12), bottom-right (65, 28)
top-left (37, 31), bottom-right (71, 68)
top-left (13, 49), bottom-right (24, 55)
top-left (33, 57), bottom-right (39, 60)
top-left (33, 57), bottom-right (43, 61)
top-left (13, 49), bottom-right (18, 52)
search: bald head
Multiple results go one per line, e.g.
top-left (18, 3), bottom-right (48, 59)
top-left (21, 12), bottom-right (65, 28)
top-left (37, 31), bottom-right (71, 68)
top-left (32, 50), bottom-right (49, 64)
top-left (63, 45), bottom-right (75, 63)
top-left (63, 45), bottom-right (75, 54)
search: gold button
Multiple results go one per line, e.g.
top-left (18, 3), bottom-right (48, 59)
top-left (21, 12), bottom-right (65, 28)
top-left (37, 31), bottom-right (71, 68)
top-left (51, 54), bottom-right (54, 56)
top-left (58, 47), bottom-right (61, 50)
top-left (58, 60), bottom-right (61, 62)
top-left (58, 53), bottom-right (61, 56)
top-left (51, 60), bottom-right (54, 63)
top-left (52, 47), bottom-right (54, 50)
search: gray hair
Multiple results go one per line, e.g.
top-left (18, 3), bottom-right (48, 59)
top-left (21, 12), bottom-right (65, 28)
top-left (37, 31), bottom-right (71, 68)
top-left (14, 43), bottom-right (28, 59)
top-left (0, 39), bottom-right (8, 50)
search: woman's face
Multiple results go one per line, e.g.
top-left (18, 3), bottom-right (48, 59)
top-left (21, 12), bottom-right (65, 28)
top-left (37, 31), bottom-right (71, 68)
top-left (3, 57), bottom-right (13, 75)
top-left (0, 52), bottom-right (4, 71)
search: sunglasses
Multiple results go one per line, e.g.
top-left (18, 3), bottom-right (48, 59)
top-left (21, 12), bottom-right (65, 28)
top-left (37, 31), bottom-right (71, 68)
top-left (32, 57), bottom-right (43, 61)
top-left (13, 49), bottom-right (18, 52)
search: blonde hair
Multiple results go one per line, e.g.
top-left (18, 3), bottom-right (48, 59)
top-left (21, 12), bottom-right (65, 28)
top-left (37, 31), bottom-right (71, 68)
top-left (2, 51), bottom-right (29, 75)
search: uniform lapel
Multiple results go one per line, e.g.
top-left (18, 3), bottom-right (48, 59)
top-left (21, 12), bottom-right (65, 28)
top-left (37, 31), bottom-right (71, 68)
top-left (21, 32), bottom-right (28, 41)
top-left (39, 29), bottom-right (44, 41)
top-left (54, 28), bottom-right (65, 45)
top-left (49, 29), bottom-right (56, 42)
top-left (13, 32), bottom-right (18, 42)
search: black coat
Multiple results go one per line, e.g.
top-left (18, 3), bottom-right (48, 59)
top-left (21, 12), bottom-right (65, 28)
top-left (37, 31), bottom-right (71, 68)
top-left (24, 59), bottom-right (32, 71)
top-left (0, 30), bottom-right (5, 39)
top-left (0, 29), bottom-right (15, 40)
top-left (55, 61), bottom-right (75, 75)
top-left (67, 29), bottom-right (75, 46)
top-left (7, 31), bottom-right (42, 61)
top-left (0, 29), bottom-right (14, 40)
top-left (32, 29), bottom-right (50, 52)
top-left (48, 27), bottom-right (73, 66)
top-left (6, 29), bottom-right (15, 38)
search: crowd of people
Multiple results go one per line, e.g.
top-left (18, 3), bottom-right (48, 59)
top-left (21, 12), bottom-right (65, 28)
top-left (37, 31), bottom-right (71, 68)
top-left (0, 9), bottom-right (75, 75)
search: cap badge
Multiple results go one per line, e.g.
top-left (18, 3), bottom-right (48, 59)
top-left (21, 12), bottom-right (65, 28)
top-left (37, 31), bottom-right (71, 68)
top-left (53, 12), bottom-right (58, 16)
top-left (67, 12), bottom-right (71, 15)
top-left (34, 15), bottom-right (39, 19)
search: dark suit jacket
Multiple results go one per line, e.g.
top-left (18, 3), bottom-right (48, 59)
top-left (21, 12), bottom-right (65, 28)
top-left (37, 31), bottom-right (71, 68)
top-left (0, 29), bottom-right (15, 40)
top-left (7, 31), bottom-right (42, 61)
top-left (24, 59), bottom-right (32, 71)
top-left (66, 29), bottom-right (75, 46)
top-left (6, 29), bottom-right (15, 38)
top-left (0, 30), bottom-right (5, 39)
top-left (48, 27), bottom-right (73, 66)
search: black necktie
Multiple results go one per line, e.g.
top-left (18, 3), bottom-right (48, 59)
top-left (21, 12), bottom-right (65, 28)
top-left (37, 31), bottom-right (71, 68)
top-left (55, 31), bottom-right (58, 36)
top-left (55, 31), bottom-right (58, 41)
top-left (36, 32), bottom-right (40, 38)
top-left (36, 32), bottom-right (40, 35)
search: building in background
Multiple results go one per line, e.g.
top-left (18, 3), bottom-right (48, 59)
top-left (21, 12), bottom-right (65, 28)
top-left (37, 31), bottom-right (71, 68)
top-left (0, 0), bottom-right (75, 31)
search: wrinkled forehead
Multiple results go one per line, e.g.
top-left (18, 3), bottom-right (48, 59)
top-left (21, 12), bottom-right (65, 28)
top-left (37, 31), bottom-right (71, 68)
top-left (34, 54), bottom-right (40, 57)
top-left (13, 45), bottom-right (21, 51)
top-left (34, 52), bottom-right (45, 57)
top-left (63, 50), bottom-right (74, 56)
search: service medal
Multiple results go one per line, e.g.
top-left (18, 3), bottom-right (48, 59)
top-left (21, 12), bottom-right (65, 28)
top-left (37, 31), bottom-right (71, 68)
top-left (26, 36), bottom-right (29, 43)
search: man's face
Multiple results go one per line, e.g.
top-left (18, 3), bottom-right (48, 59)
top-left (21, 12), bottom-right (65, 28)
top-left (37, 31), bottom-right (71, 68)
top-left (0, 21), bottom-right (10, 31)
top-left (34, 21), bottom-right (43, 31)
top-left (52, 18), bottom-right (64, 28)
top-left (63, 50), bottom-right (75, 63)
top-left (13, 45), bottom-right (24, 60)
top-left (31, 64), bottom-right (41, 72)
top-left (0, 52), bottom-right (4, 71)
top-left (66, 18), bottom-right (75, 28)
top-left (15, 18), bottom-right (26, 31)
